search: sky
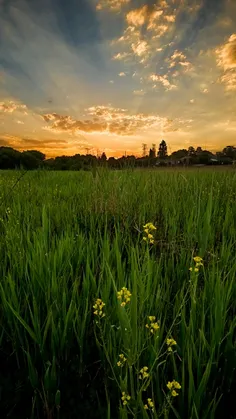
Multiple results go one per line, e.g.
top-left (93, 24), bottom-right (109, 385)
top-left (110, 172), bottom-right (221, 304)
top-left (0, 0), bottom-right (236, 158)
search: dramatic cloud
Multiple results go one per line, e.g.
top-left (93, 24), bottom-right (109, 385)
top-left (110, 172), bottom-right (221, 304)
top-left (42, 106), bottom-right (189, 136)
top-left (216, 34), bottom-right (236, 71)
top-left (1, 0), bottom-right (236, 156)
top-left (96, 0), bottom-right (130, 12)
top-left (150, 74), bottom-right (177, 91)
top-left (216, 34), bottom-right (236, 90)
top-left (0, 101), bottom-right (27, 114)
top-left (167, 50), bottom-right (193, 73)
top-left (111, 2), bottom-right (175, 68)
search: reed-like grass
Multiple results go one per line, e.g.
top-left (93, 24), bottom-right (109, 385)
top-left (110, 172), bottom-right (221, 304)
top-left (0, 168), bottom-right (235, 419)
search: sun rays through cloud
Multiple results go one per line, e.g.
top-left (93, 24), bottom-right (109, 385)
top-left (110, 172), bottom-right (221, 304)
top-left (0, 0), bottom-right (235, 157)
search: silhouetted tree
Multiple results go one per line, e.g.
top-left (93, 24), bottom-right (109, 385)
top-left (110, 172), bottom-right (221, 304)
top-left (100, 152), bottom-right (107, 162)
top-left (26, 150), bottom-right (46, 161)
top-left (0, 147), bottom-right (21, 169)
top-left (149, 144), bottom-right (156, 159)
top-left (158, 140), bottom-right (168, 159)
top-left (223, 146), bottom-right (236, 160)
top-left (142, 143), bottom-right (148, 157)
top-left (188, 146), bottom-right (196, 156)
top-left (170, 149), bottom-right (188, 160)
top-left (0, 144), bottom-right (234, 171)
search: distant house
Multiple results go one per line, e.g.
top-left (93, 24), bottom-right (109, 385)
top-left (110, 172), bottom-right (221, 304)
top-left (179, 156), bottom-right (192, 165)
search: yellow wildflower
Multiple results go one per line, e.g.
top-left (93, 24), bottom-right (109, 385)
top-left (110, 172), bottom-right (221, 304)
top-left (167, 381), bottom-right (173, 390)
top-left (148, 316), bottom-right (156, 322)
top-left (166, 338), bottom-right (177, 352)
top-left (190, 256), bottom-right (203, 273)
top-left (167, 380), bottom-right (181, 396)
top-left (93, 298), bottom-right (105, 318)
top-left (117, 287), bottom-right (132, 307)
top-left (146, 316), bottom-right (159, 334)
top-left (147, 398), bottom-right (154, 409)
top-left (117, 354), bottom-right (127, 367)
top-left (193, 256), bottom-right (203, 263)
top-left (142, 222), bottom-right (156, 244)
top-left (121, 392), bottom-right (131, 406)
top-left (139, 366), bottom-right (149, 380)
top-left (173, 380), bottom-right (181, 389)
top-left (144, 398), bottom-right (154, 412)
top-left (143, 223), bottom-right (156, 231)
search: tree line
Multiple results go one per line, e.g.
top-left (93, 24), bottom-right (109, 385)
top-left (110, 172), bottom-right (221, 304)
top-left (0, 141), bottom-right (235, 170)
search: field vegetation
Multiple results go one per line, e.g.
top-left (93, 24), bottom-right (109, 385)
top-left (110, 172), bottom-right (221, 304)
top-left (0, 168), bottom-right (235, 419)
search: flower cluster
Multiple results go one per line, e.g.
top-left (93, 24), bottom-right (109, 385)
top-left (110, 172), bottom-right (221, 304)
top-left (117, 354), bottom-right (127, 367)
top-left (146, 316), bottom-right (160, 334)
top-left (144, 398), bottom-right (154, 412)
top-left (117, 287), bottom-right (132, 307)
top-left (143, 222), bottom-right (156, 244)
top-left (166, 338), bottom-right (177, 352)
top-left (167, 380), bottom-right (181, 397)
top-left (93, 298), bottom-right (105, 318)
top-left (121, 392), bottom-right (131, 406)
top-left (139, 366), bottom-right (149, 380)
top-left (189, 256), bottom-right (203, 272)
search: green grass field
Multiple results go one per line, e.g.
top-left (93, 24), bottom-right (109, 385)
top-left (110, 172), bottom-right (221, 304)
top-left (0, 168), bottom-right (235, 419)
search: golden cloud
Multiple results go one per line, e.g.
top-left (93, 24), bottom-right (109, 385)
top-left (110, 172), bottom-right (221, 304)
top-left (216, 33), bottom-right (236, 90)
top-left (167, 50), bottom-right (193, 73)
top-left (42, 113), bottom-right (107, 134)
top-left (111, 3), bottom-right (175, 68)
top-left (0, 134), bottom-right (90, 158)
top-left (216, 34), bottom-right (236, 71)
top-left (218, 71), bottom-right (236, 91)
top-left (42, 106), bottom-right (187, 136)
top-left (0, 101), bottom-right (28, 114)
top-left (126, 5), bottom-right (149, 27)
top-left (112, 51), bottom-right (130, 60)
top-left (131, 40), bottom-right (148, 57)
top-left (126, 4), bottom-right (167, 31)
top-left (164, 14), bottom-right (175, 22)
top-left (150, 74), bottom-right (177, 91)
top-left (96, 0), bottom-right (130, 11)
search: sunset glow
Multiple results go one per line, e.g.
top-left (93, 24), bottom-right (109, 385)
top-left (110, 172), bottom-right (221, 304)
top-left (0, 0), bottom-right (236, 158)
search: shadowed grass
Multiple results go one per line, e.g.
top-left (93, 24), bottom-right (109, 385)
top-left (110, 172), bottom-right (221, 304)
top-left (0, 168), bottom-right (235, 418)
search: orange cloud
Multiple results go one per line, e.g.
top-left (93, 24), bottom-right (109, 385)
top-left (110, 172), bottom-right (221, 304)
top-left (96, 0), bottom-right (130, 11)
top-left (150, 74), bottom-right (177, 91)
top-left (131, 40), bottom-right (148, 57)
top-left (42, 106), bottom-right (188, 136)
top-left (216, 33), bottom-right (236, 90)
top-left (0, 100), bottom-right (28, 114)
top-left (111, 3), bottom-right (175, 68)
top-left (0, 134), bottom-right (91, 158)
top-left (167, 50), bottom-right (193, 73)
top-left (216, 34), bottom-right (236, 71)
top-left (126, 4), bottom-right (167, 32)
top-left (126, 5), bottom-right (148, 27)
